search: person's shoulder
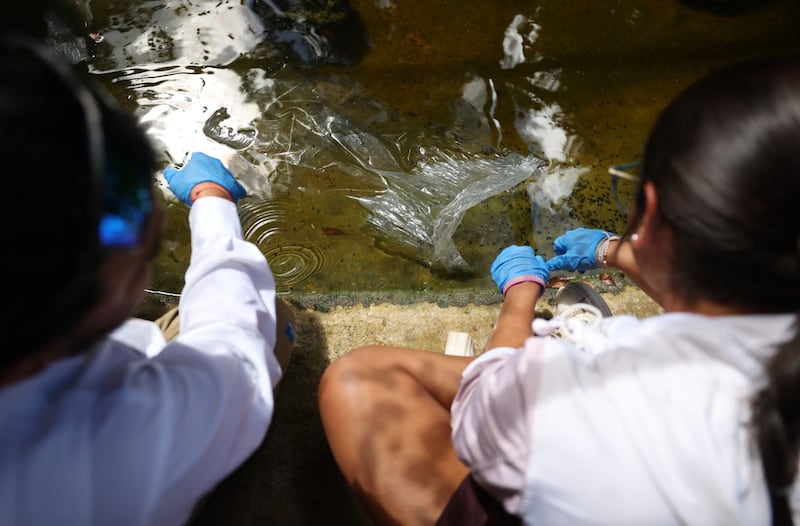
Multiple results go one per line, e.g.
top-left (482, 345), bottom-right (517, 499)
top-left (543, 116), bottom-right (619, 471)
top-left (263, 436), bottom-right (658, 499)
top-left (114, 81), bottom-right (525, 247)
top-left (102, 318), bottom-right (166, 357)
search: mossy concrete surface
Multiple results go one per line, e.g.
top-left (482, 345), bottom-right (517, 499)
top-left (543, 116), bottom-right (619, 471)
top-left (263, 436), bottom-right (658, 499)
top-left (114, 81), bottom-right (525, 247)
top-left (142, 275), bottom-right (661, 526)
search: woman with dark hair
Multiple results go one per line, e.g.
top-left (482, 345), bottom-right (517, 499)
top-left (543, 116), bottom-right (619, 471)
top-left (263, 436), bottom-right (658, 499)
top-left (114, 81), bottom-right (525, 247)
top-left (318, 55), bottom-right (800, 525)
top-left (0, 37), bottom-right (294, 524)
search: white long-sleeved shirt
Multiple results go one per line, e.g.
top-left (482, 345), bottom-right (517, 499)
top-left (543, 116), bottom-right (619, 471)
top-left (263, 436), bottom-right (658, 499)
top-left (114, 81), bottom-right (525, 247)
top-left (451, 312), bottom-right (800, 525)
top-left (0, 197), bottom-right (282, 526)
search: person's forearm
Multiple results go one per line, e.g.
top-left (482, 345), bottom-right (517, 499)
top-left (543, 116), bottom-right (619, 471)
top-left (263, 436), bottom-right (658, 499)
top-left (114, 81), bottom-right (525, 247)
top-left (181, 198), bottom-right (276, 344)
top-left (485, 282), bottom-right (539, 351)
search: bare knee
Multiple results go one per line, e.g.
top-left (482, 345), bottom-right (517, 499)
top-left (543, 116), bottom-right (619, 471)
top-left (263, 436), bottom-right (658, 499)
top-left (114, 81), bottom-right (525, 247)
top-left (318, 345), bottom-right (468, 526)
top-left (319, 345), bottom-right (470, 420)
top-left (318, 345), bottom-right (403, 484)
top-left (318, 345), bottom-right (390, 416)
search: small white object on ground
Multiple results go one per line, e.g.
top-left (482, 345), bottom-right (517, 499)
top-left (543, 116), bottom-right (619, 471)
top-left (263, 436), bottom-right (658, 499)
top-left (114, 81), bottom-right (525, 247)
top-left (444, 331), bottom-right (477, 357)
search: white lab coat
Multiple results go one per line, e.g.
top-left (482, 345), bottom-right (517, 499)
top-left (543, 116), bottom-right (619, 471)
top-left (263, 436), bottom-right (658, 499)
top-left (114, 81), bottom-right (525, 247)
top-left (0, 197), bottom-right (282, 525)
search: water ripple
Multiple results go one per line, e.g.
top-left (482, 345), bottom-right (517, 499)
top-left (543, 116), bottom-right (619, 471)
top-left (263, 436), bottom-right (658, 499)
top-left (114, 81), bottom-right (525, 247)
top-left (239, 199), bottom-right (330, 290)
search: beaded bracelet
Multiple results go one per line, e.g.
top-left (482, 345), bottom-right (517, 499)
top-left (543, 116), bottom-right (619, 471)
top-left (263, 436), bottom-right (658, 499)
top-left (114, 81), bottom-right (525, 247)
top-left (596, 234), bottom-right (621, 267)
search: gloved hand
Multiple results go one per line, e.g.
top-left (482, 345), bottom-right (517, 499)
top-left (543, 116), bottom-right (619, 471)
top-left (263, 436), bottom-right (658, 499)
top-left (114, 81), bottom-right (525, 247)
top-left (490, 245), bottom-right (549, 296)
top-left (163, 152), bottom-right (247, 205)
top-left (546, 228), bottom-right (613, 272)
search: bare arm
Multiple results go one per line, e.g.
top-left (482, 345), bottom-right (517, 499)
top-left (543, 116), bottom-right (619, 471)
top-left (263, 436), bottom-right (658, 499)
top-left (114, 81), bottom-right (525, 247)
top-left (485, 282), bottom-right (540, 351)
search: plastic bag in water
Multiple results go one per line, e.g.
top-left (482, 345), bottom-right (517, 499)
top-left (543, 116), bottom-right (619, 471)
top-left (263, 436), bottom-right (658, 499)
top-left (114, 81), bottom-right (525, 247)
top-left (354, 150), bottom-right (545, 273)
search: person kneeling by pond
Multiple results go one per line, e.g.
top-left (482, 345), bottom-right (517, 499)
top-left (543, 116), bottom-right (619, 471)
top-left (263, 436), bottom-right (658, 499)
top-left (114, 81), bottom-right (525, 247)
top-left (0, 36), bottom-right (294, 525)
top-left (318, 54), bottom-right (800, 525)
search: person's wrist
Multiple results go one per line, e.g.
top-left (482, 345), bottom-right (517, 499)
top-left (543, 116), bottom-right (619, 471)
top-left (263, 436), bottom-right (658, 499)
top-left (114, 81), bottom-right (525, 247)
top-left (594, 234), bottom-right (621, 268)
top-left (502, 280), bottom-right (543, 307)
top-left (603, 238), bottom-right (621, 268)
top-left (190, 182), bottom-right (234, 203)
top-left (502, 275), bottom-right (547, 297)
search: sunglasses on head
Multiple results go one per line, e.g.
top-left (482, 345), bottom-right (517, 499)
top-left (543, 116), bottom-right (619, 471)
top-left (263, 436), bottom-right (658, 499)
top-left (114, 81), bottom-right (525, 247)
top-left (607, 161), bottom-right (641, 215)
top-left (9, 37), bottom-right (153, 249)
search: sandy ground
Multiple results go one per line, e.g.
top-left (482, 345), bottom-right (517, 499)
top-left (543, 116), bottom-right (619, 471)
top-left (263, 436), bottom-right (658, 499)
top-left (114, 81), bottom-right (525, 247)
top-left (174, 277), bottom-right (661, 525)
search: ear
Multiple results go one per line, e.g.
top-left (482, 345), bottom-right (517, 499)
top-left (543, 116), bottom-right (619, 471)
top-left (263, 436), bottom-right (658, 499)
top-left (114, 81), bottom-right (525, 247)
top-left (631, 181), bottom-right (660, 249)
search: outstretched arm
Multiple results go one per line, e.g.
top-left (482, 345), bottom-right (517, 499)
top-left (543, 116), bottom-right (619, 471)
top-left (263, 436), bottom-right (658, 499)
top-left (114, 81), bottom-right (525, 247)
top-left (486, 283), bottom-right (539, 350)
top-left (486, 245), bottom-right (549, 350)
top-left (545, 228), bottom-right (657, 302)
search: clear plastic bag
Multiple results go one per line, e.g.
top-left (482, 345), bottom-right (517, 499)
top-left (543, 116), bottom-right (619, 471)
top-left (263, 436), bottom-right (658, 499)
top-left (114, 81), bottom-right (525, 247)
top-left (355, 150), bottom-right (545, 273)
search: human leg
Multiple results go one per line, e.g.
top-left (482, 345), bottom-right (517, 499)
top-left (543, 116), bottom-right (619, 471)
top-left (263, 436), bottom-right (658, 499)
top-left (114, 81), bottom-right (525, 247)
top-left (153, 305), bottom-right (181, 341)
top-left (318, 345), bottom-right (474, 526)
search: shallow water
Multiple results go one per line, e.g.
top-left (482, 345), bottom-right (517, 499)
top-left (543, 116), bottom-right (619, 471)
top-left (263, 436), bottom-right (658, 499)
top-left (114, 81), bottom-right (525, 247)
top-left (85, 0), bottom-right (800, 294)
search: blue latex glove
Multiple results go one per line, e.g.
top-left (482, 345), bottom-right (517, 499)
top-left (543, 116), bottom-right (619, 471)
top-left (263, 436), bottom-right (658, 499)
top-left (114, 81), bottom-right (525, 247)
top-left (546, 228), bottom-right (613, 272)
top-left (490, 245), bottom-right (549, 296)
top-left (163, 152), bottom-right (247, 205)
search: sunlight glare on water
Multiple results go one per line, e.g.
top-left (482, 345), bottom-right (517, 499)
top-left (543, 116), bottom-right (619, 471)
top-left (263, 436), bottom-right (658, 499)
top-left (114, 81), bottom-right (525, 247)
top-left (82, 0), bottom-right (800, 293)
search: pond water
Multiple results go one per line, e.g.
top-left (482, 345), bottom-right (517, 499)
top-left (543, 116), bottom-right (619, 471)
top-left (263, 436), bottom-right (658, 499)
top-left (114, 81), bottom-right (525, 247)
top-left (84, 0), bottom-right (800, 295)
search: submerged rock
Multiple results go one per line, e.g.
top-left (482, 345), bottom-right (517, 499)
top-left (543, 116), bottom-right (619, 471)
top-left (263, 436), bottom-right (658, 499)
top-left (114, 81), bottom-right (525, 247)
top-left (0, 0), bottom-right (100, 65)
top-left (248, 0), bottom-right (370, 66)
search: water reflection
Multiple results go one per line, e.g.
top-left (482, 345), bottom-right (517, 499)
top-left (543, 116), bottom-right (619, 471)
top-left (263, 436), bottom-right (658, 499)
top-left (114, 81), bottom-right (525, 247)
top-left (80, 0), bottom-right (800, 292)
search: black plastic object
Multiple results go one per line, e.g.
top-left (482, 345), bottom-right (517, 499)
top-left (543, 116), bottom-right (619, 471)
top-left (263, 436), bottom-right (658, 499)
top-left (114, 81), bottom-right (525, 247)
top-left (555, 282), bottom-right (614, 318)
